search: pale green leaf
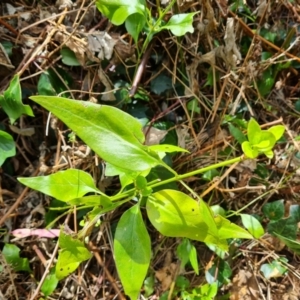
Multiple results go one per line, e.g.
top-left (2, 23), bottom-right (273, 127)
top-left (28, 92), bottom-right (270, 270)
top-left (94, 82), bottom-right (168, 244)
top-left (247, 118), bottom-right (261, 145)
top-left (240, 214), bottom-right (264, 238)
top-left (0, 74), bottom-right (34, 124)
top-left (18, 169), bottom-right (101, 202)
top-left (161, 12), bottom-right (197, 36)
top-left (146, 190), bottom-right (208, 242)
top-left (0, 130), bottom-right (15, 166)
top-left (242, 141), bottom-right (258, 158)
top-left (148, 144), bottom-right (189, 153)
top-left (30, 96), bottom-right (161, 171)
top-left (114, 204), bottom-right (151, 300)
top-left (125, 13), bottom-right (146, 43)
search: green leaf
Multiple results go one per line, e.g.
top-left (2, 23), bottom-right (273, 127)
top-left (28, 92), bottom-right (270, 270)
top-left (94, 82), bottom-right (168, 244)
top-left (18, 169), bottom-right (102, 202)
top-left (241, 141), bottom-right (258, 158)
top-left (2, 244), bottom-right (31, 272)
top-left (267, 217), bottom-right (297, 240)
top-left (214, 215), bottom-right (253, 240)
top-left (114, 204), bottom-right (151, 300)
top-left (125, 13), bottom-right (146, 44)
top-left (30, 96), bottom-right (161, 171)
top-left (267, 125), bottom-right (285, 141)
top-left (61, 47), bottom-right (81, 66)
top-left (96, 0), bottom-right (146, 26)
top-left (274, 233), bottom-right (300, 254)
top-left (37, 73), bottom-right (56, 96)
top-left (147, 190), bottom-right (209, 242)
top-left (56, 232), bottom-right (92, 280)
top-left (205, 260), bottom-right (232, 286)
top-left (260, 258), bottom-right (287, 279)
top-left (177, 239), bottom-right (199, 275)
top-left (228, 123), bottom-right (247, 144)
top-left (262, 199), bottom-right (284, 221)
top-left (41, 268), bottom-right (59, 297)
top-left (247, 118), bottom-right (261, 145)
top-left (240, 214), bottom-right (264, 238)
top-left (0, 130), bottom-right (16, 166)
top-left (161, 12), bottom-right (197, 36)
top-left (0, 74), bottom-right (34, 124)
top-left (150, 74), bottom-right (172, 95)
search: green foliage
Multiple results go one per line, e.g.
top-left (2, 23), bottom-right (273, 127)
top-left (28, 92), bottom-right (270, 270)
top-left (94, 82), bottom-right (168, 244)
top-left (182, 282), bottom-right (218, 300)
top-left (2, 244), bottom-right (31, 272)
top-left (41, 268), bottom-right (59, 297)
top-left (16, 94), bottom-right (282, 299)
top-left (176, 238), bottom-right (199, 275)
top-left (260, 258), bottom-right (288, 279)
top-left (56, 231), bottom-right (92, 280)
top-left (241, 118), bottom-right (285, 158)
top-left (0, 130), bottom-right (15, 166)
top-left (114, 204), bottom-right (151, 300)
top-left (0, 74), bottom-right (34, 124)
top-left (240, 214), bottom-right (264, 238)
top-left (18, 169), bottom-right (103, 202)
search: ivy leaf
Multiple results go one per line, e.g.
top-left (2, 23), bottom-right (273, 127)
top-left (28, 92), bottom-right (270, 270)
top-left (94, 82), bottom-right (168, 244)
top-left (0, 130), bottom-right (15, 166)
top-left (56, 232), bottom-right (92, 280)
top-left (18, 169), bottom-right (102, 202)
top-left (30, 96), bottom-right (161, 171)
top-left (161, 12), bottom-right (197, 36)
top-left (262, 199), bottom-right (284, 221)
top-left (0, 74), bottom-right (34, 124)
top-left (114, 204), bottom-right (151, 300)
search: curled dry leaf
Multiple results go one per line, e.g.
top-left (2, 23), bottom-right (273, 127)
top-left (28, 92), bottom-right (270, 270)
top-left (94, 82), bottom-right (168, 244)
top-left (9, 125), bottom-right (35, 136)
top-left (143, 127), bottom-right (168, 146)
top-left (98, 67), bottom-right (116, 101)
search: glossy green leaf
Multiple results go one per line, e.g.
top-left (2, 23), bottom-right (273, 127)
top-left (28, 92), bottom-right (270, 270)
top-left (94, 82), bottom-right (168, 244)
top-left (18, 169), bottom-right (101, 202)
top-left (56, 232), bottom-right (92, 280)
top-left (114, 204), bottom-right (151, 300)
top-left (147, 190), bottom-right (208, 242)
top-left (30, 96), bottom-right (161, 171)
top-left (2, 244), bottom-right (31, 272)
top-left (262, 199), bottom-right (284, 221)
top-left (41, 268), bottom-right (59, 297)
top-left (240, 214), bottom-right (264, 238)
top-left (161, 13), bottom-right (197, 36)
top-left (96, 0), bottom-right (145, 26)
top-left (0, 74), bottom-right (34, 124)
top-left (0, 130), bottom-right (15, 166)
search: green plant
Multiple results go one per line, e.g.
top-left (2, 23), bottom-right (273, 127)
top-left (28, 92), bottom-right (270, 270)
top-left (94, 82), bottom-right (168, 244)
top-left (17, 95), bottom-right (285, 299)
top-left (95, 0), bottom-right (197, 62)
top-left (0, 74), bottom-right (34, 166)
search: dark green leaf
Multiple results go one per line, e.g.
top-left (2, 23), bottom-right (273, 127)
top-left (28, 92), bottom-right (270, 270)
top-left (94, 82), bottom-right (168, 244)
top-left (0, 130), bottom-right (15, 166)
top-left (0, 74), bottom-right (34, 124)
top-left (262, 200), bottom-right (284, 221)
